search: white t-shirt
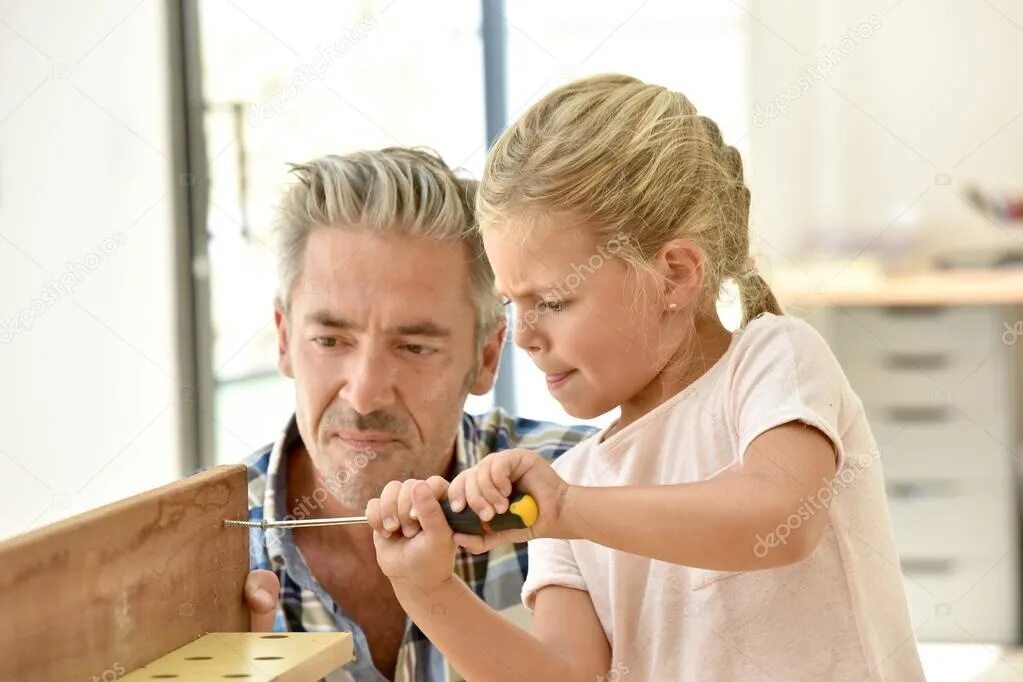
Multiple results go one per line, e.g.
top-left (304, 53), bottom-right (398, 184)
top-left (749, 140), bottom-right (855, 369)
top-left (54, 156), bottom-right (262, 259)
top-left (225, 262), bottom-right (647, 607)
top-left (522, 313), bottom-right (924, 681)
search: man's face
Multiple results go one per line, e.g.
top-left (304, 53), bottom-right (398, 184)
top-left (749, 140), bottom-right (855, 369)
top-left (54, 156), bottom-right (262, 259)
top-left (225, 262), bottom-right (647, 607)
top-left (275, 228), bottom-right (502, 509)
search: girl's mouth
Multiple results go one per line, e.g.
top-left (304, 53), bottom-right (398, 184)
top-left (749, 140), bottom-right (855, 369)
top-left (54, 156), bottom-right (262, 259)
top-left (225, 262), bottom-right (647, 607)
top-left (546, 369), bottom-right (577, 390)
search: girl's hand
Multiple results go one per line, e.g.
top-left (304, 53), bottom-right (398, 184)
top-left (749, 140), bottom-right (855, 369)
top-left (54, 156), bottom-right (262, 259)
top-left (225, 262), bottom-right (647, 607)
top-left (366, 477), bottom-right (456, 594)
top-left (448, 448), bottom-right (573, 554)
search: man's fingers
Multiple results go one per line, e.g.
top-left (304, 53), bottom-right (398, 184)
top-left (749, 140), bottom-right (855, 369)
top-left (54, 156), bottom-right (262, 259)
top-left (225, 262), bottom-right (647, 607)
top-left (412, 481), bottom-right (451, 535)
top-left (244, 569), bottom-right (280, 632)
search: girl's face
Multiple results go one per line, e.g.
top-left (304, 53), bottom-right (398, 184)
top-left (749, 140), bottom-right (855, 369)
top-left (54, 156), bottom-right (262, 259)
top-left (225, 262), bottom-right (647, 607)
top-left (483, 217), bottom-right (685, 420)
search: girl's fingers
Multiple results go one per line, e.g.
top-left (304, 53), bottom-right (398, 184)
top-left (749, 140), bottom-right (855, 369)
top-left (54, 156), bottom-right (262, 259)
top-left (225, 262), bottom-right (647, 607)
top-left (463, 468), bottom-right (494, 522)
top-left (412, 481), bottom-right (450, 535)
top-left (489, 454), bottom-right (516, 509)
top-left (447, 473), bottom-right (466, 512)
top-left (453, 532), bottom-right (489, 555)
top-left (397, 479), bottom-right (422, 538)
top-left (379, 480), bottom-right (403, 536)
top-left (365, 497), bottom-right (382, 531)
top-left (425, 475), bottom-right (450, 500)
top-left (475, 461), bottom-right (509, 514)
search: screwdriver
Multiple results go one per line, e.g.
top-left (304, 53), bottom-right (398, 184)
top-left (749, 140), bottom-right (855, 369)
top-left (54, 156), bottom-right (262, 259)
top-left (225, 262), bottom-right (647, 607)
top-left (224, 491), bottom-right (539, 536)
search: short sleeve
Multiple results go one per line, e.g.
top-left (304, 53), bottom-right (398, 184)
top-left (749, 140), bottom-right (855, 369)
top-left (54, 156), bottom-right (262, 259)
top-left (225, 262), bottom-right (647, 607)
top-left (731, 316), bottom-right (848, 472)
top-left (520, 537), bottom-right (587, 611)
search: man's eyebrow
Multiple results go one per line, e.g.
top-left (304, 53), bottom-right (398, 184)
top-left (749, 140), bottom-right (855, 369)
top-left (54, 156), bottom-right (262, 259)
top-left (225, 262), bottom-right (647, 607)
top-left (305, 311), bottom-right (356, 329)
top-left (392, 321), bottom-right (452, 338)
top-left (304, 311), bottom-right (451, 338)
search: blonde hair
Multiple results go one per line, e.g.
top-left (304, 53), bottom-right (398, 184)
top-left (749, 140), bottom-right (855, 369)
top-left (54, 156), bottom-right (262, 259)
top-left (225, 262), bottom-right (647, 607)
top-left (275, 147), bottom-right (504, 350)
top-left (478, 74), bottom-right (781, 326)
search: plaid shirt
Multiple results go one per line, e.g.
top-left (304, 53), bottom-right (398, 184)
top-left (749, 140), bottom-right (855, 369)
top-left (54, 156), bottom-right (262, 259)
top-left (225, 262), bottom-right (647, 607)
top-left (243, 409), bottom-right (594, 681)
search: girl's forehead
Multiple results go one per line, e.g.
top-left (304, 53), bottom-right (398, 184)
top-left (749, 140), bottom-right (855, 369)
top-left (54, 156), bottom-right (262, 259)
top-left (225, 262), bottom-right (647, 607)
top-left (484, 222), bottom-right (608, 294)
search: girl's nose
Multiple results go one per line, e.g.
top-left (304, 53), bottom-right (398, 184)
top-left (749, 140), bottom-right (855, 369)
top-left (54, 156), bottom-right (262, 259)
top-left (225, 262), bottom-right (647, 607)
top-left (513, 312), bottom-right (546, 354)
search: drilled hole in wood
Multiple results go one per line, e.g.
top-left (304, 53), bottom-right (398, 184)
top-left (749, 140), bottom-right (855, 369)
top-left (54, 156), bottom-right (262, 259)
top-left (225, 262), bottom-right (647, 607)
top-left (260, 634), bottom-right (288, 639)
top-left (254, 656), bottom-right (283, 660)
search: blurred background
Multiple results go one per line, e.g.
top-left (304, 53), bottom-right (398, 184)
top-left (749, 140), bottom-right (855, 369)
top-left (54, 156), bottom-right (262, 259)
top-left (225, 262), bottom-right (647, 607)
top-left (2, 1), bottom-right (1023, 678)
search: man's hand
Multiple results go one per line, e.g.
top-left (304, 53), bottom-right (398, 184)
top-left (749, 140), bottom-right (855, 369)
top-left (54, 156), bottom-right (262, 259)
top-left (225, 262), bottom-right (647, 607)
top-left (244, 569), bottom-right (281, 632)
top-left (366, 477), bottom-right (457, 595)
top-left (447, 448), bottom-right (572, 554)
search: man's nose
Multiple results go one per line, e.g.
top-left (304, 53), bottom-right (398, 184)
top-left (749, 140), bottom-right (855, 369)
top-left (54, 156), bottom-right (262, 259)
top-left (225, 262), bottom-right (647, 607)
top-left (338, 347), bottom-right (398, 415)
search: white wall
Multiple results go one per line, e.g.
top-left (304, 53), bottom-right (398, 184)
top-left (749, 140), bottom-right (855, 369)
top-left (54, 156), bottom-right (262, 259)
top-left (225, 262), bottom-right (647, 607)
top-left (746, 0), bottom-right (1023, 273)
top-left (0, 0), bottom-right (181, 540)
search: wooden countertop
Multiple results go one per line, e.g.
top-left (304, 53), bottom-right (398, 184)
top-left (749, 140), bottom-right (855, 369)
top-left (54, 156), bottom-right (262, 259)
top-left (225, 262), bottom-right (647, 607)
top-left (772, 268), bottom-right (1023, 307)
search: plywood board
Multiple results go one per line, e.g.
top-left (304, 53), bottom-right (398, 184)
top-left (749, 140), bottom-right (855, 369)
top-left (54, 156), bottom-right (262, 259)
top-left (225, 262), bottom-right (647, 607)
top-left (121, 632), bottom-right (354, 681)
top-left (0, 465), bottom-right (250, 681)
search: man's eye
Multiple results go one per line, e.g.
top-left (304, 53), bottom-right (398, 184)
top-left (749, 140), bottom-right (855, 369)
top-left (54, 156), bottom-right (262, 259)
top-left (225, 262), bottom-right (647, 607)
top-left (313, 337), bottom-right (339, 347)
top-left (402, 344), bottom-right (435, 356)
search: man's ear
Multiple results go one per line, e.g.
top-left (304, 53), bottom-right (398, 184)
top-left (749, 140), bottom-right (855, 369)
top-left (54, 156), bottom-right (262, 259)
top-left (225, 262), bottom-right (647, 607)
top-left (656, 239), bottom-right (705, 308)
top-left (468, 321), bottom-right (507, 395)
top-left (274, 299), bottom-right (295, 378)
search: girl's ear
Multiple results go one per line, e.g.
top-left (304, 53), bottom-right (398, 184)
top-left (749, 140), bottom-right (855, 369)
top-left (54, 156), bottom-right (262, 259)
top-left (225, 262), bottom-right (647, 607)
top-left (656, 239), bottom-right (704, 308)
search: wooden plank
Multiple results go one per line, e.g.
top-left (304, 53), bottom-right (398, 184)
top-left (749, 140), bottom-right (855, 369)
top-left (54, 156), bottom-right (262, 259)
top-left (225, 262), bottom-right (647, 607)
top-left (0, 465), bottom-right (250, 681)
top-left (121, 632), bottom-right (354, 681)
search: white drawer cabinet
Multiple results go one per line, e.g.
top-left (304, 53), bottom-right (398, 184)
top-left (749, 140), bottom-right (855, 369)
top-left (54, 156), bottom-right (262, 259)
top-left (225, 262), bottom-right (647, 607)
top-left (804, 303), bottom-right (1022, 644)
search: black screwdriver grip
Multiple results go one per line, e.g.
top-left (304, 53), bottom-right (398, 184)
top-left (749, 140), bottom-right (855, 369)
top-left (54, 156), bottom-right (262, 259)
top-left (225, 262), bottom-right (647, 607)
top-left (439, 491), bottom-right (538, 535)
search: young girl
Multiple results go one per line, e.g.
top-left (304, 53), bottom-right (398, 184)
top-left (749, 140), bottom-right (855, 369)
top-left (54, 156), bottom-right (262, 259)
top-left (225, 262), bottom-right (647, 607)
top-left (366, 74), bottom-right (924, 681)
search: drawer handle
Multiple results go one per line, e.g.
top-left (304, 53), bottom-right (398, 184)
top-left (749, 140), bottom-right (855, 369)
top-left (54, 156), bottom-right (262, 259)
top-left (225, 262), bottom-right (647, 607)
top-left (886, 480), bottom-right (958, 499)
top-left (901, 558), bottom-right (956, 576)
top-left (883, 352), bottom-right (949, 371)
top-left (880, 305), bottom-right (949, 318)
top-left (885, 405), bottom-right (952, 423)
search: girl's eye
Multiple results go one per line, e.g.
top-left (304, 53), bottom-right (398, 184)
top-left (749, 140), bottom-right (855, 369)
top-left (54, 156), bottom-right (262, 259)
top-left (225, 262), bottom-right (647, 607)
top-left (538, 299), bottom-right (566, 314)
top-left (499, 296), bottom-right (512, 307)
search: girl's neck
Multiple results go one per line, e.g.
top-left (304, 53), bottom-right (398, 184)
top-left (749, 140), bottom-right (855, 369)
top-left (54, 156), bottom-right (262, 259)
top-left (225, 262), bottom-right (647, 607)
top-left (610, 314), bottom-right (734, 438)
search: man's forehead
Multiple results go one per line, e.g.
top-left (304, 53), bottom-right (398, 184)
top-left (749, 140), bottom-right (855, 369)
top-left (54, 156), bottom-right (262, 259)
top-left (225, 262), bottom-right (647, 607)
top-left (300, 228), bottom-right (469, 288)
top-left (292, 229), bottom-right (475, 326)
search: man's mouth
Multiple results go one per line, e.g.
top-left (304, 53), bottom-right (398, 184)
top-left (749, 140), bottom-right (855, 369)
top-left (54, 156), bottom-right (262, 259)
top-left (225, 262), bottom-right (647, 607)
top-left (333, 431), bottom-right (400, 449)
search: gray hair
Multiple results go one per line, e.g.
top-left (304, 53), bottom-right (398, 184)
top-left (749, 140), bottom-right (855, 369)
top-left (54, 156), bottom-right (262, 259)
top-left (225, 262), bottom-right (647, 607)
top-left (275, 147), bottom-right (505, 350)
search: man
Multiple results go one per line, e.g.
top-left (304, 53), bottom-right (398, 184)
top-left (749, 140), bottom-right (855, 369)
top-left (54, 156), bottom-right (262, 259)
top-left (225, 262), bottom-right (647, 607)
top-left (240, 148), bottom-right (592, 681)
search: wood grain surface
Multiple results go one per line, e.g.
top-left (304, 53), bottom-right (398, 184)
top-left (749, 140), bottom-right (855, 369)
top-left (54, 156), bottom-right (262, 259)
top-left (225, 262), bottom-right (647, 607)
top-left (0, 464), bottom-right (250, 681)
